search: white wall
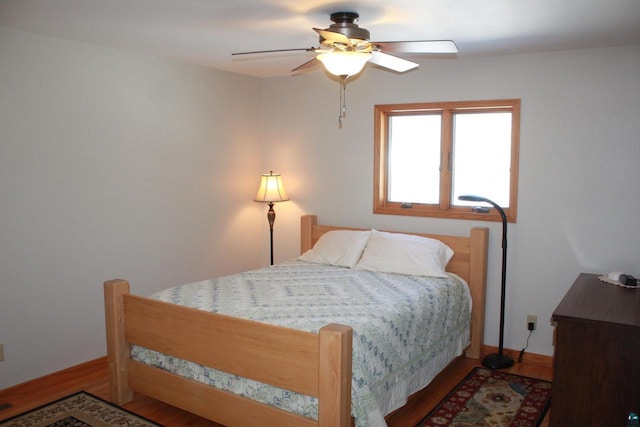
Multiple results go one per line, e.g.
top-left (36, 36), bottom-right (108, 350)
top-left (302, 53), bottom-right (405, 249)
top-left (0, 27), bottom-right (266, 389)
top-left (261, 45), bottom-right (640, 358)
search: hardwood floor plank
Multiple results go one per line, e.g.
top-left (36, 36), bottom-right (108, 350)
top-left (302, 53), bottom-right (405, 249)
top-left (0, 355), bottom-right (551, 426)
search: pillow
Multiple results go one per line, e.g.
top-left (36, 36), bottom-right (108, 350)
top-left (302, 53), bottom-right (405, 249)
top-left (298, 230), bottom-right (371, 268)
top-left (355, 230), bottom-right (454, 277)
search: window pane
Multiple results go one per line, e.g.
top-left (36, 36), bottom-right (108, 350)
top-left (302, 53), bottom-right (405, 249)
top-left (452, 112), bottom-right (512, 207)
top-left (388, 115), bottom-right (441, 204)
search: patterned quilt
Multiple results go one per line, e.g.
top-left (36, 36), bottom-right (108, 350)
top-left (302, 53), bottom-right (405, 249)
top-left (132, 260), bottom-right (471, 427)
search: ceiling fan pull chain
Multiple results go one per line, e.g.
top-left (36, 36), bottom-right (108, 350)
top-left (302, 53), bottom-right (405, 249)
top-left (339, 76), bottom-right (347, 127)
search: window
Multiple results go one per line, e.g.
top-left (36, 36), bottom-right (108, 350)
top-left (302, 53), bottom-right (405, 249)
top-left (374, 99), bottom-right (520, 222)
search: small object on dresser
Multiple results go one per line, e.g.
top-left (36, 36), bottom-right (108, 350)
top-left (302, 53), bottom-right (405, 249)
top-left (598, 273), bottom-right (638, 288)
top-left (629, 412), bottom-right (639, 427)
top-left (608, 271), bottom-right (623, 281)
top-left (620, 274), bottom-right (638, 287)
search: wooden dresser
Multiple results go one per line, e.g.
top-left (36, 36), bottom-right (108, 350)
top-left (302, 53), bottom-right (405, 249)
top-left (551, 273), bottom-right (640, 426)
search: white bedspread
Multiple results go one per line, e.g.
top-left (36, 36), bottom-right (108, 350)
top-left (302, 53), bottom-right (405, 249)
top-left (132, 260), bottom-right (471, 427)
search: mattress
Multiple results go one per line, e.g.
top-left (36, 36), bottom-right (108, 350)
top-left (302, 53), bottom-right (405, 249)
top-left (132, 260), bottom-right (471, 427)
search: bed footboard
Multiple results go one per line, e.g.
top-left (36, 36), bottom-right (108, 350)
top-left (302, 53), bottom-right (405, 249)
top-left (103, 279), bottom-right (353, 427)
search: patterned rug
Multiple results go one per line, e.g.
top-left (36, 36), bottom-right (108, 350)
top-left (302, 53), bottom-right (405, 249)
top-left (416, 367), bottom-right (552, 426)
top-left (0, 392), bottom-right (162, 427)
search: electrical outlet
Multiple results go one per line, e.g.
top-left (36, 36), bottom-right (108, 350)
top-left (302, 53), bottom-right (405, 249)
top-left (527, 315), bottom-right (537, 331)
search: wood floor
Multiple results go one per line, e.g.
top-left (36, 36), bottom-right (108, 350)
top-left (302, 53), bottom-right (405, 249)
top-left (0, 353), bottom-right (552, 426)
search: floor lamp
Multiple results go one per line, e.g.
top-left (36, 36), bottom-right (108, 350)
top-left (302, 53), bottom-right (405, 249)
top-left (254, 171), bottom-right (289, 265)
top-left (459, 195), bottom-right (514, 369)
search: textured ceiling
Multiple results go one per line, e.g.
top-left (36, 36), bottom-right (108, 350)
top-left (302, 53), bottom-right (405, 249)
top-left (1, 0), bottom-right (639, 78)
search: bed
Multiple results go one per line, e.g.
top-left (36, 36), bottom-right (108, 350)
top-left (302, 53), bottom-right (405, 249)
top-left (104, 214), bottom-right (488, 427)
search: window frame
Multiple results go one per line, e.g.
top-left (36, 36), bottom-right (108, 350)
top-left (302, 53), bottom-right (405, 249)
top-left (374, 99), bottom-right (520, 223)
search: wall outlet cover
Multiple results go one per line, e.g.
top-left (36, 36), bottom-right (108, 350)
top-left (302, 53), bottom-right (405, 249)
top-left (526, 315), bottom-right (537, 330)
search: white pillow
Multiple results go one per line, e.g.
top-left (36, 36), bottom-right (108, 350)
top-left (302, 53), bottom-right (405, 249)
top-left (355, 230), bottom-right (454, 277)
top-left (298, 230), bottom-right (371, 268)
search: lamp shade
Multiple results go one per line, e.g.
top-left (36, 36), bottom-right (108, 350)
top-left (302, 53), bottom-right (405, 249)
top-left (317, 51), bottom-right (371, 77)
top-left (254, 171), bottom-right (289, 203)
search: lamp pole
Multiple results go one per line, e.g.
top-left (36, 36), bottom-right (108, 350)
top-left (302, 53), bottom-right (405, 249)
top-left (459, 195), bottom-right (514, 369)
top-left (267, 202), bottom-right (275, 265)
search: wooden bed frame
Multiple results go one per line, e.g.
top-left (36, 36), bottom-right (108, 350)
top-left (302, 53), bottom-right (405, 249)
top-left (104, 214), bottom-right (488, 427)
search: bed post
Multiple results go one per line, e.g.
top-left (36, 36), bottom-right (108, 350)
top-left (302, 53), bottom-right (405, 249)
top-left (465, 227), bottom-right (489, 359)
top-left (104, 279), bottom-right (134, 405)
top-left (318, 323), bottom-right (353, 427)
top-left (300, 214), bottom-right (318, 254)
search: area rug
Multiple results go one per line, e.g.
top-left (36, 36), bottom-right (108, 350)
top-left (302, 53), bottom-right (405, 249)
top-left (416, 367), bottom-right (552, 427)
top-left (0, 391), bottom-right (162, 427)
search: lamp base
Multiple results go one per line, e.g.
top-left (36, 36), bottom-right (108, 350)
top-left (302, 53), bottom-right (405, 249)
top-left (481, 352), bottom-right (515, 369)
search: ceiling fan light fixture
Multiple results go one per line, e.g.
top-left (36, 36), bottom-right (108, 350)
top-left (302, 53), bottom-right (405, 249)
top-left (317, 51), bottom-right (371, 77)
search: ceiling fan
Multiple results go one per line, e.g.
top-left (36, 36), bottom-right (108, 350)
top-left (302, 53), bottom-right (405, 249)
top-left (233, 11), bottom-right (457, 76)
top-left (233, 12), bottom-right (458, 125)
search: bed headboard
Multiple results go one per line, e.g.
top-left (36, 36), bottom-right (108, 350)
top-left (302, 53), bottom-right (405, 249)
top-left (300, 214), bottom-right (489, 359)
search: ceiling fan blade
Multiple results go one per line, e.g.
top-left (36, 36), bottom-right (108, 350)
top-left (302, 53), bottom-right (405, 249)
top-left (232, 47), bottom-right (314, 56)
top-left (292, 58), bottom-right (321, 75)
top-left (369, 52), bottom-right (419, 73)
top-left (372, 40), bottom-right (458, 54)
top-left (313, 28), bottom-right (352, 46)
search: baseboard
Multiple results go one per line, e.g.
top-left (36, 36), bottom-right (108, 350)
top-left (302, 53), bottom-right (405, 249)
top-left (0, 357), bottom-right (107, 395)
top-left (481, 345), bottom-right (553, 367)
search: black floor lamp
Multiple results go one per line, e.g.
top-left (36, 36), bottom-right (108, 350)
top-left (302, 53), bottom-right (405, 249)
top-left (254, 171), bottom-right (289, 265)
top-left (459, 195), bottom-right (514, 369)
